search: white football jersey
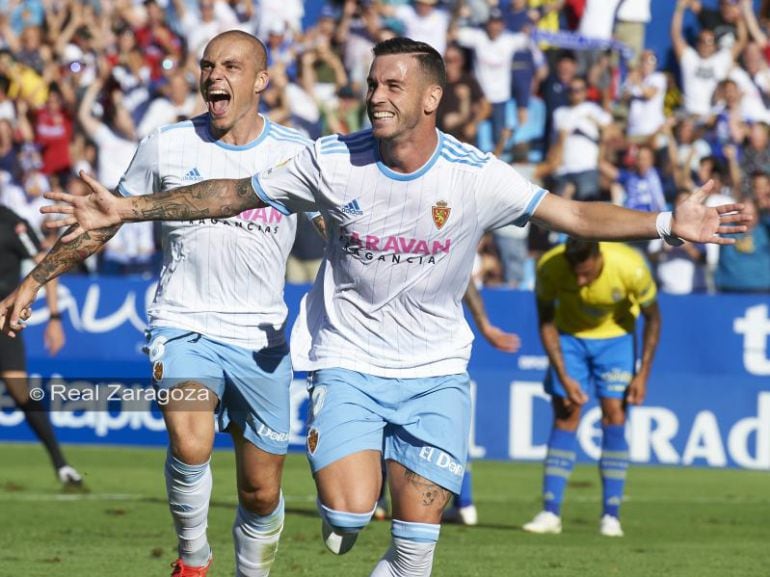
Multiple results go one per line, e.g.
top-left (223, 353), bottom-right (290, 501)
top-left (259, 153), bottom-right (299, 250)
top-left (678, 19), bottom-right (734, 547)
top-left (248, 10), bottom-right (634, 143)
top-left (252, 130), bottom-right (547, 377)
top-left (118, 114), bottom-right (312, 349)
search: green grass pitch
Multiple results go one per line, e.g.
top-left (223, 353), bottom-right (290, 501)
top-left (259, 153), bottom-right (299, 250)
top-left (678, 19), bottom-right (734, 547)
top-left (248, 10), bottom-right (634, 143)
top-left (0, 443), bottom-right (767, 577)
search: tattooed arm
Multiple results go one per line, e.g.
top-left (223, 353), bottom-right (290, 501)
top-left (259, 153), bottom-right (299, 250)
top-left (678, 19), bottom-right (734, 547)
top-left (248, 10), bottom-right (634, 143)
top-left (0, 223), bottom-right (120, 336)
top-left (119, 177), bottom-right (261, 222)
top-left (42, 173), bottom-right (263, 241)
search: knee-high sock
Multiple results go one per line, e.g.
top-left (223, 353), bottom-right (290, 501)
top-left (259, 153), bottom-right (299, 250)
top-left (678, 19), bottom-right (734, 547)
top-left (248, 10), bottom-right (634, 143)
top-left (22, 400), bottom-right (66, 470)
top-left (542, 428), bottom-right (577, 516)
top-left (165, 451), bottom-right (212, 566)
top-left (600, 424), bottom-right (629, 519)
top-left (454, 464), bottom-right (473, 508)
top-left (370, 519), bottom-right (440, 577)
top-left (233, 494), bottom-right (284, 577)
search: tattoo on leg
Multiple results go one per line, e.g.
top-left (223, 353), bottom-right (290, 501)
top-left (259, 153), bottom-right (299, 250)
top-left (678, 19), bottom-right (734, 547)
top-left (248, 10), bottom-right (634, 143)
top-left (404, 470), bottom-right (451, 508)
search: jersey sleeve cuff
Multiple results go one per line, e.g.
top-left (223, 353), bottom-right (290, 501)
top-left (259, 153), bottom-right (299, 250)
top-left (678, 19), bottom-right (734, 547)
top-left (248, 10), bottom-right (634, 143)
top-left (512, 186), bottom-right (548, 227)
top-left (251, 174), bottom-right (291, 216)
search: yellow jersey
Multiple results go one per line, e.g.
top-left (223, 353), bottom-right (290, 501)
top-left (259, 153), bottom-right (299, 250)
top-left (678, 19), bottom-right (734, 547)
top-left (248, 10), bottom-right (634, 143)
top-left (536, 242), bottom-right (657, 339)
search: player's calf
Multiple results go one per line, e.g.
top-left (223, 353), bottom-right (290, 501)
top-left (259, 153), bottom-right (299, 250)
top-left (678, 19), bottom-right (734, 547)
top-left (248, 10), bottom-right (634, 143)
top-left (233, 493), bottom-right (285, 576)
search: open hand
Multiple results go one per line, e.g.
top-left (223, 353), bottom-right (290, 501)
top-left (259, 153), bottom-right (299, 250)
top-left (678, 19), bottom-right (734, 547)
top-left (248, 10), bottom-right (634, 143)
top-left (41, 171), bottom-right (122, 242)
top-left (671, 180), bottom-right (750, 244)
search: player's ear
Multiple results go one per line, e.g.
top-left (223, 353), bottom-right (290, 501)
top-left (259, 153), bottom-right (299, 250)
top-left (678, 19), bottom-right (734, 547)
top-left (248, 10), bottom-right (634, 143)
top-left (423, 84), bottom-right (442, 115)
top-left (254, 69), bottom-right (269, 95)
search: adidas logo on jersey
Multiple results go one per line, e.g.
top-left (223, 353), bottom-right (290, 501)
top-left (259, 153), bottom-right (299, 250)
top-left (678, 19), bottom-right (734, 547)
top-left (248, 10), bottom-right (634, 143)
top-left (341, 198), bottom-right (364, 216)
top-left (182, 167), bottom-right (203, 181)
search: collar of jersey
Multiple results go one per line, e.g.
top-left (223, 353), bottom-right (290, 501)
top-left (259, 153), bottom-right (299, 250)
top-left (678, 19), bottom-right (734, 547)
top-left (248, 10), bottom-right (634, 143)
top-left (374, 129), bottom-right (443, 181)
top-left (206, 114), bottom-right (270, 150)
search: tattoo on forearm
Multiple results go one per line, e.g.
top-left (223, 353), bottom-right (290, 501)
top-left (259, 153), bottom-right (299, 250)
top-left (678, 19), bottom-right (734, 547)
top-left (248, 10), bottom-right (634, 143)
top-left (131, 178), bottom-right (257, 221)
top-left (31, 224), bottom-right (120, 285)
top-left (403, 470), bottom-right (452, 508)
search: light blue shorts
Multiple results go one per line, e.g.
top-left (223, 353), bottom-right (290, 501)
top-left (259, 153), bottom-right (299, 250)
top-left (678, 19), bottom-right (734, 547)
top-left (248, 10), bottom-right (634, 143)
top-left (545, 333), bottom-right (635, 400)
top-left (146, 327), bottom-right (292, 454)
top-left (304, 368), bottom-right (471, 494)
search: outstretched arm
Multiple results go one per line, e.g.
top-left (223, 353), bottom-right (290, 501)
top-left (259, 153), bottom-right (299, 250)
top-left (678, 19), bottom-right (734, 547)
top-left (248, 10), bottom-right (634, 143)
top-left (463, 282), bottom-right (520, 353)
top-left (43, 172), bottom-right (265, 242)
top-left (531, 180), bottom-right (748, 245)
top-left (0, 224), bottom-right (120, 336)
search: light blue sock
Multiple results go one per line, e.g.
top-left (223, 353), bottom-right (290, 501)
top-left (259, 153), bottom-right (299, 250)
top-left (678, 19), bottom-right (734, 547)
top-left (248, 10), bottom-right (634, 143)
top-left (600, 424), bottom-right (629, 519)
top-left (542, 428), bottom-right (577, 516)
top-left (318, 500), bottom-right (375, 534)
top-left (165, 451), bottom-right (212, 566)
top-left (454, 463), bottom-right (473, 508)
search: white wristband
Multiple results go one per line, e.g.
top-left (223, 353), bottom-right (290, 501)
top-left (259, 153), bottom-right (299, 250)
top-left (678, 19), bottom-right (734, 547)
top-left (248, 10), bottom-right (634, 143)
top-left (656, 211), bottom-right (684, 246)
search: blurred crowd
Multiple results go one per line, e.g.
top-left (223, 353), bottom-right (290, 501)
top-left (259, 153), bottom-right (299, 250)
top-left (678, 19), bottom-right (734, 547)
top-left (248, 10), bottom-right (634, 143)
top-left (0, 0), bottom-right (768, 293)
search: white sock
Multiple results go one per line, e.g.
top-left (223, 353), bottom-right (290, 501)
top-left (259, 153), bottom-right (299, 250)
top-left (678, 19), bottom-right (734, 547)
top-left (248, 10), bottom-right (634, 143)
top-left (370, 520), bottom-right (440, 577)
top-left (233, 494), bottom-right (285, 577)
top-left (370, 538), bottom-right (437, 577)
top-left (165, 452), bottom-right (212, 566)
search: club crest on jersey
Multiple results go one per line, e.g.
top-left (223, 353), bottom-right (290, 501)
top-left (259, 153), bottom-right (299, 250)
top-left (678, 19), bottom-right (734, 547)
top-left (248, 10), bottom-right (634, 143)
top-left (432, 201), bottom-right (451, 230)
top-left (153, 361), bottom-right (164, 382)
top-left (307, 427), bottom-right (319, 454)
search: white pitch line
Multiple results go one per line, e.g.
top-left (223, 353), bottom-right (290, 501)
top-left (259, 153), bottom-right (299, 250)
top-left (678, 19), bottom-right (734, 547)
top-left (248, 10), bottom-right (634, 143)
top-left (0, 492), bottom-right (319, 503)
top-left (476, 494), bottom-right (770, 505)
top-left (0, 493), bottom-right (145, 502)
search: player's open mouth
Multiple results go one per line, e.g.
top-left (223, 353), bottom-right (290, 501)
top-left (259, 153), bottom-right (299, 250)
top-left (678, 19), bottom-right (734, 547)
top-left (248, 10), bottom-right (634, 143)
top-left (371, 111), bottom-right (395, 125)
top-left (207, 90), bottom-right (231, 117)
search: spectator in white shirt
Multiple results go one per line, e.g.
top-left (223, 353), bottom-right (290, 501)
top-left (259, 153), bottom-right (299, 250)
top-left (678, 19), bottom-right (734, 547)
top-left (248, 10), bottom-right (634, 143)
top-left (172, 0), bottom-right (241, 60)
top-left (743, 42), bottom-right (770, 97)
top-left (553, 76), bottom-right (613, 201)
top-left (390, 0), bottom-right (453, 56)
top-left (0, 76), bottom-right (16, 124)
top-left (136, 71), bottom-right (201, 138)
top-left (456, 7), bottom-right (528, 157)
top-left (76, 69), bottom-right (154, 274)
top-left (622, 50), bottom-right (667, 142)
top-left (671, 0), bottom-right (746, 118)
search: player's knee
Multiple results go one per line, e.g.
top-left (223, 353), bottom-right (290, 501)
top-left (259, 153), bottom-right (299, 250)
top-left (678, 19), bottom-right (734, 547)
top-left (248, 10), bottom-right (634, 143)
top-left (318, 500), bottom-right (376, 534)
top-left (169, 436), bottom-right (212, 465)
top-left (239, 484), bottom-right (282, 517)
top-left (166, 414), bottom-right (215, 464)
top-left (601, 406), bottom-right (626, 426)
